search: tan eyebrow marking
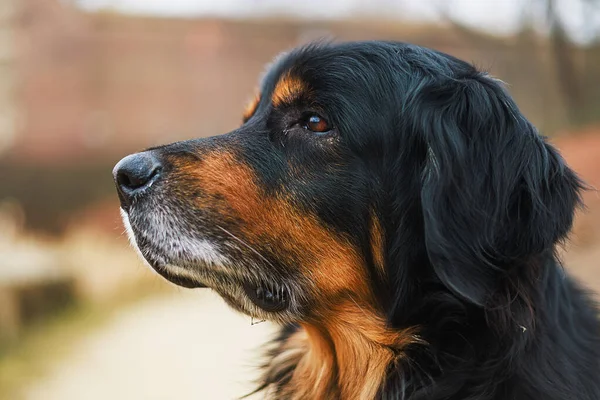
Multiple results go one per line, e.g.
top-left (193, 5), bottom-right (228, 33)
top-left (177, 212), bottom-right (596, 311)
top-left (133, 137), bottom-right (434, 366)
top-left (242, 93), bottom-right (260, 122)
top-left (271, 73), bottom-right (310, 107)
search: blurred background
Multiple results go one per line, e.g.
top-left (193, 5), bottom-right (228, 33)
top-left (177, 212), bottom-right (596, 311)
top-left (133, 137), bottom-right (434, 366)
top-left (1, 0), bottom-right (600, 398)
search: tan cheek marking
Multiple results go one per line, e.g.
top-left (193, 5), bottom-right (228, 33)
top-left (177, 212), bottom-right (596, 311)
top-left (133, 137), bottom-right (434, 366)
top-left (242, 93), bottom-right (260, 122)
top-left (370, 212), bottom-right (385, 275)
top-left (194, 151), bottom-right (370, 300)
top-left (272, 73), bottom-right (309, 108)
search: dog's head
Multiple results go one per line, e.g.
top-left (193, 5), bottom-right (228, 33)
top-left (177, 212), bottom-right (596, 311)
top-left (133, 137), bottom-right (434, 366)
top-left (113, 41), bottom-right (582, 329)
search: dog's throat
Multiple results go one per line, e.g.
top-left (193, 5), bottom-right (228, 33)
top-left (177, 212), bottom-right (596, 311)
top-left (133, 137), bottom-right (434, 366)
top-left (243, 282), bottom-right (288, 312)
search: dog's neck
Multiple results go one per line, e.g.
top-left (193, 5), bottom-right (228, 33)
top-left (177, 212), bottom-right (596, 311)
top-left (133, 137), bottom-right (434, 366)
top-left (263, 301), bottom-right (421, 399)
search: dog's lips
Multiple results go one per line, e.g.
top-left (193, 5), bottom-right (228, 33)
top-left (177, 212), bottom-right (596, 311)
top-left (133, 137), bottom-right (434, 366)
top-left (147, 259), bottom-right (208, 289)
top-left (121, 212), bottom-right (209, 289)
top-left (243, 281), bottom-right (289, 312)
top-left (160, 269), bottom-right (207, 288)
top-left (122, 210), bottom-right (289, 308)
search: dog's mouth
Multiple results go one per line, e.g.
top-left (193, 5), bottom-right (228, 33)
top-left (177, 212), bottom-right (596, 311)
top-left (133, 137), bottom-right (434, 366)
top-left (152, 261), bottom-right (290, 312)
top-left (153, 261), bottom-right (290, 312)
top-left (122, 209), bottom-right (293, 314)
top-left (152, 263), bottom-right (207, 289)
top-left (151, 256), bottom-right (290, 313)
top-left (243, 282), bottom-right (289, 312)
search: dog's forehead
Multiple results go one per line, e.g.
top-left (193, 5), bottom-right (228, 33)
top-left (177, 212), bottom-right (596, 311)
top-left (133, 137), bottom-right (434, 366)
top-left (260, 50), bottom-right (309, 98)
top-left (259, 49), bottom-right (293, 90)
top-left (259, 42), bottom-right (405, 98)
top-left (249, 49), bottom-right (316, 112)
top-left (257, 43), bottom-right (377, 108)
top-left (241, 47), bottom-right (330, 124)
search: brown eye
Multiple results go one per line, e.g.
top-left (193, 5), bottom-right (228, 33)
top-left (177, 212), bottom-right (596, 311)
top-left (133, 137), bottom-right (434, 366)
top-left (304, 114), bottom-right (331, 134)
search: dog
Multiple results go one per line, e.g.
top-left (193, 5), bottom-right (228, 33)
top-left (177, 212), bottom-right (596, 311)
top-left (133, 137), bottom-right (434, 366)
top-left (113, 41), bottom-right (600, 399)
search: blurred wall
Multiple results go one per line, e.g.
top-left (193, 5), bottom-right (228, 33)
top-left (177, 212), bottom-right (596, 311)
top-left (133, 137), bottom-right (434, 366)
top-left (0, 0), bottom-right (18, 156)
top-left (0, 0), bottom-right (597, 231)
top-left (6, 0), bottom-right (579, 165)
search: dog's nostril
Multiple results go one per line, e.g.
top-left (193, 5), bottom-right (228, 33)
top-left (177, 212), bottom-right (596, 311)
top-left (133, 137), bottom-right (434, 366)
top-left (116, 170), bottom-right (135, 189)
top-left (113, 152), bottom-right (162, 201)
top-left (116, 167), bottom-right (158, 190)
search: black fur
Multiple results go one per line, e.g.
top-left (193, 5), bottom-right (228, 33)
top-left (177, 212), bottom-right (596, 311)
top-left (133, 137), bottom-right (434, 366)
top-left (253, 42), bottom-right (600, 399)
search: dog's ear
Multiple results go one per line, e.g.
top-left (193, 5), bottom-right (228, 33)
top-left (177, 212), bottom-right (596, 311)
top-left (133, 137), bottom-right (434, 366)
top-left (415, 74), bottom-right (583, 306)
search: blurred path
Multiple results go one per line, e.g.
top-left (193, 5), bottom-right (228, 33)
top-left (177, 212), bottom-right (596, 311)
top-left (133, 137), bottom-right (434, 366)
top-left (22, 290), bottom-right (276, 400)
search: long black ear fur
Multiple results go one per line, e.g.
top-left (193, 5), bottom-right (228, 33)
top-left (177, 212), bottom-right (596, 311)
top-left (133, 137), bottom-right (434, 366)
top-left (416, 73), bottom-right (583, 306)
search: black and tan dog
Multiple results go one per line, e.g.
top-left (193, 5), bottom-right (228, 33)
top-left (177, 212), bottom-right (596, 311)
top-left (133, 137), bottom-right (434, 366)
top-left (113, 41), bottom-right (600, 399)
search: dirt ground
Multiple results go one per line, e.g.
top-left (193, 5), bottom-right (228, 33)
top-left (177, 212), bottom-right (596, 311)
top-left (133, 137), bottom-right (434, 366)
top-left (16, 130), bottom-right (600, 400)
top-left (20, 290), bottom-right (275, 400)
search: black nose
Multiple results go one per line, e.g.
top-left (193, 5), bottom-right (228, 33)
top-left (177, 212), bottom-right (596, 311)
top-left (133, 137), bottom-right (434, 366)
top-left (113, 152), bottom-right (162, 208)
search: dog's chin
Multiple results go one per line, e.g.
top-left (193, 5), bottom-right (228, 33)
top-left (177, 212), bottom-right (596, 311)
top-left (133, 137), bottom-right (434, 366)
top-left (148, 257), bottom-right (292, 318)
top-left (150, 261), bottom-right (208, 289)
top-left (133, 243), bottom-right (290, 315)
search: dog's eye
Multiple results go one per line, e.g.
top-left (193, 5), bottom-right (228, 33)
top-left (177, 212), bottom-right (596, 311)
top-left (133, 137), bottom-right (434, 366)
top-left (303, 114), bottom-right (331, 134)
